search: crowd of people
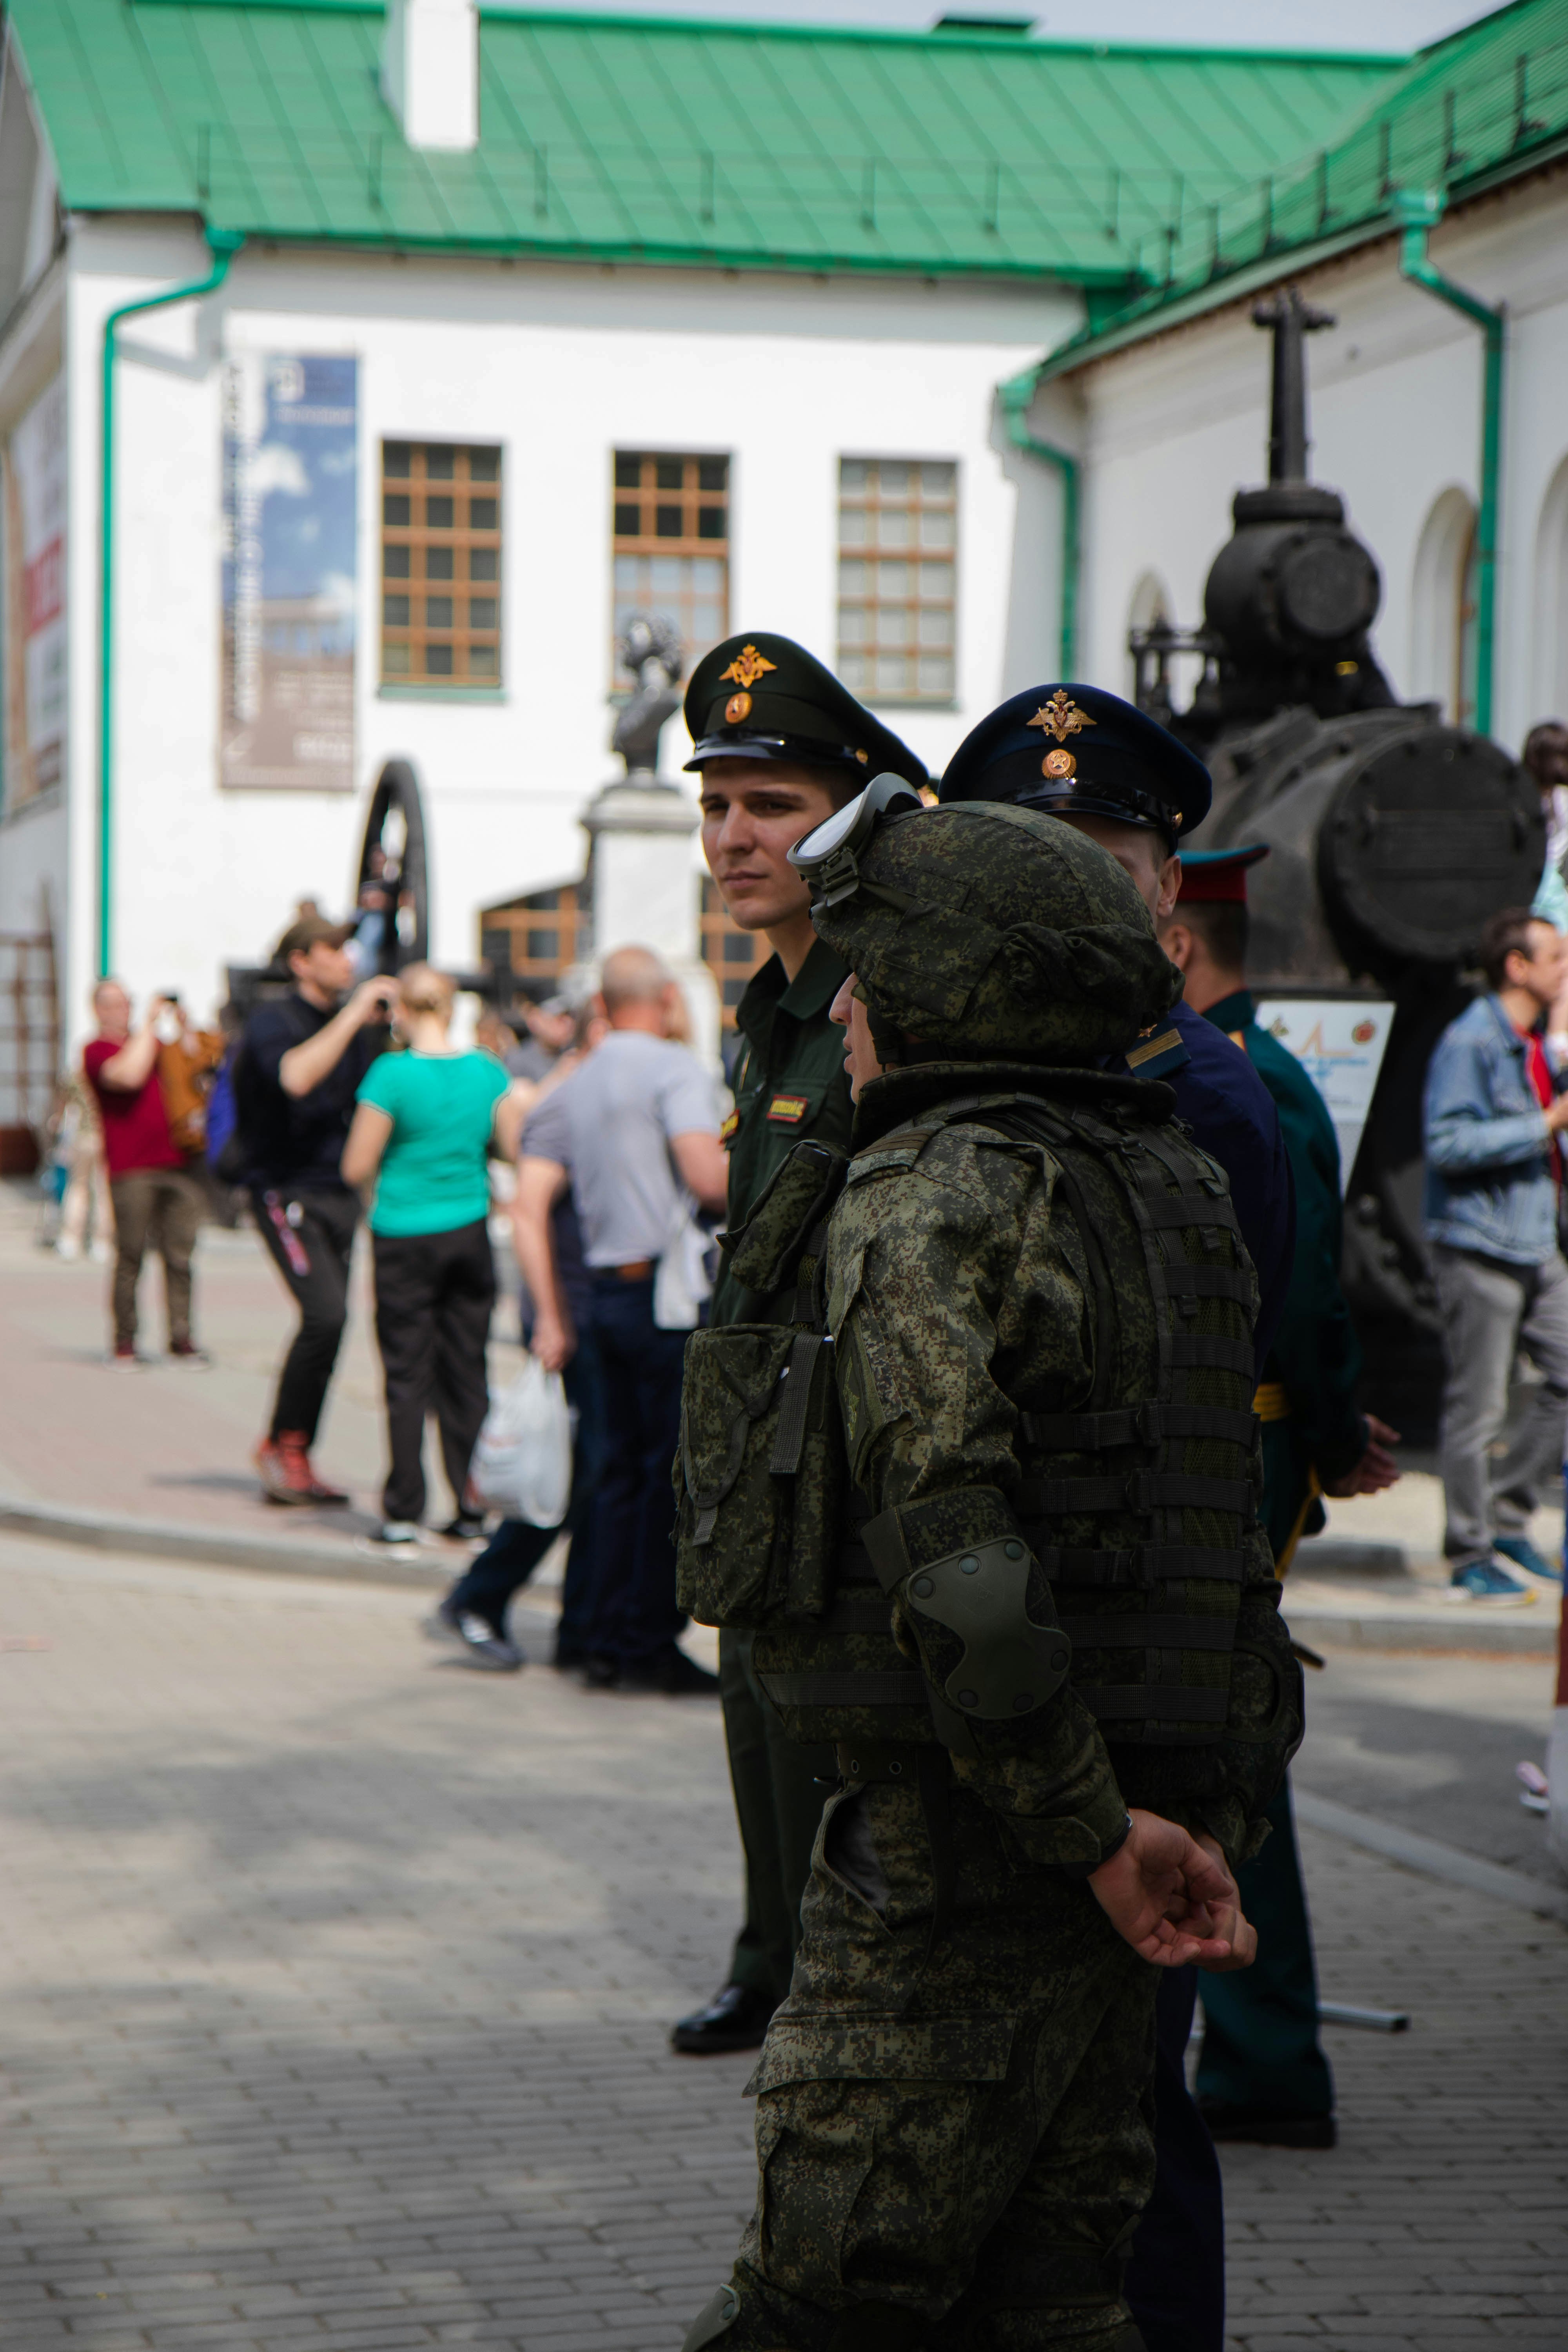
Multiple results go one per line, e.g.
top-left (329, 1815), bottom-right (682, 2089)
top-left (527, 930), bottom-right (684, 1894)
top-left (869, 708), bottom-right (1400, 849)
top-left (37, 647), bottom-right (1568, 2352)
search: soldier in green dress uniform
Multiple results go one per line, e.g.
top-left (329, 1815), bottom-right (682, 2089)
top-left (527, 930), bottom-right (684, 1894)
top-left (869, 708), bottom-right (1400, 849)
top-left (670, 632), bottom-right (928, 2057)
top-left (1157, 844), bottom-right (1401, 2149)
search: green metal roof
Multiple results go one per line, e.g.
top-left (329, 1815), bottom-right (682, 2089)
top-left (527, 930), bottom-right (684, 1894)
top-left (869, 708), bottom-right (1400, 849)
top-left (1041, 0), bottom-right (1568, 368)
top-left (9, 1), bottom-right (1408, 281)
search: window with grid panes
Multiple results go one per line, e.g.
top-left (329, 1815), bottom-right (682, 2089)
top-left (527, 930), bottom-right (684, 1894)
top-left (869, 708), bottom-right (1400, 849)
top-left (837, 459), bottom-right (957, 703)
top-left (612, 453), bottom-right (728, 681)
top-left (478, 885), bottom-right (592, 991)
top-left (381, 443), bottom-right (502, 686)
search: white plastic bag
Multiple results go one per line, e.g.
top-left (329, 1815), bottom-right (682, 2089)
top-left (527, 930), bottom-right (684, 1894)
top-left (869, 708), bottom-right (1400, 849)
top-left (471, 1355), bottom-right (573, 1526)
top-left (653, 1198), bottom-right (716, 1331)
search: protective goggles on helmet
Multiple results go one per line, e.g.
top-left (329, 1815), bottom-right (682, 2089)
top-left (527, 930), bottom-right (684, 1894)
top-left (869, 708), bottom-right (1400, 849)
top-left (786, 771), bottom-right (926, 908)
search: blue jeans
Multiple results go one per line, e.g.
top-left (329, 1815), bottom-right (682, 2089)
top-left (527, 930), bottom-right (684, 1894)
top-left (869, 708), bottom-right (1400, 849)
top-left (586, 1274), bottom-right (690, 1670)
top-left (448, 1333), bottom-right (606, 1659)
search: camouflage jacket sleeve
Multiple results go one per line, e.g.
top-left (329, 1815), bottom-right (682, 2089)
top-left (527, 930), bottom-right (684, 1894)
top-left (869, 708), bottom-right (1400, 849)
top-left (827, 1123), bottom-right (1132, 1870)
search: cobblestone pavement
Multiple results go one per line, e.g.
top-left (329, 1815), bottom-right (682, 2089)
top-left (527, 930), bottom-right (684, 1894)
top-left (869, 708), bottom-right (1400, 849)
top-left (0, 1535), bottom-right (1564, 2352)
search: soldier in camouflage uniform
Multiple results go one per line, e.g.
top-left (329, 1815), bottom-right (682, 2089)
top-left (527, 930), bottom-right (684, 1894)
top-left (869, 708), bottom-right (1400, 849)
top-left (679, 796), bottom-right (1302, 2351)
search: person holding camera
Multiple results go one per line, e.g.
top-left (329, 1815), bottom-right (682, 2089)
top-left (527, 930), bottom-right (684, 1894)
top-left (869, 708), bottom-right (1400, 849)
top-left (83, 980), bottom-right (216, 1365)
top-left (236, 916), bottom-right (396, 1506)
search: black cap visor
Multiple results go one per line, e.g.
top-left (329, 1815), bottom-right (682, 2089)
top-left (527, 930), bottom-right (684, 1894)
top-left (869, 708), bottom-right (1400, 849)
top-left (944, 746), bottom-right (1185, 849)
top-left (1021, 784), bottom-right (1180, 849)
top-left (685, 731), bottom-right (867, 777)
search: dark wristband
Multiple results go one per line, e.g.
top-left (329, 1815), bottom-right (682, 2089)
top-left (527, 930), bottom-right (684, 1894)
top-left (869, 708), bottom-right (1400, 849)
top-left (1057, 1812), bottom-right (1134, 1881)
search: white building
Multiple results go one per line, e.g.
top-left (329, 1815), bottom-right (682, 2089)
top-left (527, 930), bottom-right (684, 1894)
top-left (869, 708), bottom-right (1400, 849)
top-left (2, 0), bottom-right (1563, 1113)
top-left (0, 0), bottom-right (1406, 1089)
top-left (1016, 1), bottom-right (1568, 757)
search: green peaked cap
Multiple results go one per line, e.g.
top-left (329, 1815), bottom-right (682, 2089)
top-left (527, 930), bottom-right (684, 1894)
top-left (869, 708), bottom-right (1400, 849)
top-left (683, 631), bottom-right (927, 788)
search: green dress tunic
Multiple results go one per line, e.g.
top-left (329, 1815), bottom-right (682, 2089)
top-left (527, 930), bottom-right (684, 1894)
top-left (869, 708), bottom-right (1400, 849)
top-left (1198, 985), bottom-right (1362, 2129)
top-left (1204, 987), bottom-right (1367, 1560)
top-left (713, 939), bottom-right (853, 1326)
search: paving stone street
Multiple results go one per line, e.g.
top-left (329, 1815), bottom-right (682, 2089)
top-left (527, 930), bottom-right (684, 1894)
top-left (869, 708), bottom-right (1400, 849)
top-left (0, 1529), bottom-right (1564, 2352)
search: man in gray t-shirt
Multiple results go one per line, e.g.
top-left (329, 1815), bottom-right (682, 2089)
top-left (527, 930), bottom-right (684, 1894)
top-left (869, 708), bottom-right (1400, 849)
top-left (515, 947), bottom-right (728, 1694)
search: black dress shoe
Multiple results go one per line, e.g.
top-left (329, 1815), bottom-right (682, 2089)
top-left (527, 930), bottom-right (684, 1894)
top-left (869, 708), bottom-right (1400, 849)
top-left (671, 1983), bottom-right (777, 2055)
top-left (1199, 2098), bottom-right (1337, 2149)
top-left (579, 1655), bottom-right (619, 1689)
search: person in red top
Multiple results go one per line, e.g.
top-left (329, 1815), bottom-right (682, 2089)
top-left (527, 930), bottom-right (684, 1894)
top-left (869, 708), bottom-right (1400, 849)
top-left (83, 981), bottom-right (210, 1366)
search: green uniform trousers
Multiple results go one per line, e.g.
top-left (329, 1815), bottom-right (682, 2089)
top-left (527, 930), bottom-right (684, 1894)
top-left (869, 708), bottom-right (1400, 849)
top-left (721, 1629), bottom-right (837, 2005)
top-left (686, 1771), bottom-right (1158, 2352)
top-left (1197, 1432), bottom-right (1333, 2121)
top-left (1196, 1777), bottom-right (1332, 2122)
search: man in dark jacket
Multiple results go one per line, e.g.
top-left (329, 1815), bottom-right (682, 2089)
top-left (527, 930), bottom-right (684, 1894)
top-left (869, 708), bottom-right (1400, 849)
top-left (238, 916), bottom-right (394, 1504)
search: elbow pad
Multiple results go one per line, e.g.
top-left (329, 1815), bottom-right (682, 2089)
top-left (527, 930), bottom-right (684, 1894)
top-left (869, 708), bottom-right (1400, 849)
top-left (863, 1492), bottom-right (1072, 1724)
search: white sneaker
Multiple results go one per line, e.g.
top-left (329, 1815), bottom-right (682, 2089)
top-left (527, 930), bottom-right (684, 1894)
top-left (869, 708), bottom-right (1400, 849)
top-left (54, 1236), bottom-right (80, 1261)
top-left (357, 1521), bottom-right (426, 1554)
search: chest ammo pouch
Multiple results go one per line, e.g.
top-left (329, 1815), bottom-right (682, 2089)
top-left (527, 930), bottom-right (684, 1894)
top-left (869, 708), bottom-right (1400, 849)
top-left (984, 1092), bottom-right (1260, 1746)
top-left (674, 1139), bottom-right (850, 1628)
top-left (755, 1086), bottom-right (1264, 1751)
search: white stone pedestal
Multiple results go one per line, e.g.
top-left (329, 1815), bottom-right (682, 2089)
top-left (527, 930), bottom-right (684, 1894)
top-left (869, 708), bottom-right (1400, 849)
top-left (581, 779), bottom-right (722, 1069)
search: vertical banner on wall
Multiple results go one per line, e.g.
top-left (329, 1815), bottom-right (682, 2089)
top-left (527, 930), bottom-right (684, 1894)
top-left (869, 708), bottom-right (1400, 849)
top-left (1, 375), bottom-right (67, 813)
top-left (221, 354), bottom-right (357, 791)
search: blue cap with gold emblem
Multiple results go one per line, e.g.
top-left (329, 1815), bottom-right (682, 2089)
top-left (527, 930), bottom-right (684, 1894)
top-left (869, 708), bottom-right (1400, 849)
top-left (937, 683), bottom-right (1211, 849)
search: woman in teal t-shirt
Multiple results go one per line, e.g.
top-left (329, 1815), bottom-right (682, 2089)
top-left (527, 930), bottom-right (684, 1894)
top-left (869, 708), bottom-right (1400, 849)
top-left (341, 965), bottom-right (509, 1549)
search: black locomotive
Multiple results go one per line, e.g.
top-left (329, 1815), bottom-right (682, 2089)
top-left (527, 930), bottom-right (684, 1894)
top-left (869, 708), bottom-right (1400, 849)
top-left (1132, 289), bottom-right (1545, 1435)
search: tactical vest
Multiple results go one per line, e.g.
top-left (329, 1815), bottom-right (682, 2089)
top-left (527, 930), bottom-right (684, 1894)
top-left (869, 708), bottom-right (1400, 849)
top-left (677, 1084), bottom-right (1267, 1755)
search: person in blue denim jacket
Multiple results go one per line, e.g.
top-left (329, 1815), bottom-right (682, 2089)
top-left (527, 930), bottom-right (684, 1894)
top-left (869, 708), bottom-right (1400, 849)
top-left (1424, 907), bottom-right (1568, 1602)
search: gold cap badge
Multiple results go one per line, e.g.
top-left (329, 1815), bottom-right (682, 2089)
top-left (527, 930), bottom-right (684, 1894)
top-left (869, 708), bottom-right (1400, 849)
top-left (1028, 690), bottom-right (1096, 745)
top-left (1028, 691), bottom-right (1095, 782)
top-left (720, 644), bottom-right (777, 690)
top-left (725, 691), bottom-right (752, 723)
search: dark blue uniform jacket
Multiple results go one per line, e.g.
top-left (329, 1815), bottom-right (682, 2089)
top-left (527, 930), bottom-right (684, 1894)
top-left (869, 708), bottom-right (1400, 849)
top-left (1125, 995), bottom-right (1295, 1375)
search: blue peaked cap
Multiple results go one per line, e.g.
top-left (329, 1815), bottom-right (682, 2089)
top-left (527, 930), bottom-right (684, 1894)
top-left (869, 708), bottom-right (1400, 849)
top-left (937, 683), bottom-right (1212, 846)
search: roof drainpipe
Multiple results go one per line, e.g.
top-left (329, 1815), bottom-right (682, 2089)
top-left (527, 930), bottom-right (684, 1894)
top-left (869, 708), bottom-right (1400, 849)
top-left (1392, 185), bottom-right (1503, 738)
top-left (99, 229), bottom-right (243, 976)
top-left (998, 367), bottom-right (1079, 678)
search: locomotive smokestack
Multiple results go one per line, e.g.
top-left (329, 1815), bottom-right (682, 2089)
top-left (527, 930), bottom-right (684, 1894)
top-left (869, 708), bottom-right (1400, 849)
top-left (1252, 286), bottom-right (1335, 483)
top-left (1185, 278), bottom-right (1390, 735)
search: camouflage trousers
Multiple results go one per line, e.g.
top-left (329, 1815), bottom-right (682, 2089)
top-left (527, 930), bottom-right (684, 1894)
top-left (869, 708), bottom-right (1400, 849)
top-left (683, 1766), bottom-right (1158, 2352)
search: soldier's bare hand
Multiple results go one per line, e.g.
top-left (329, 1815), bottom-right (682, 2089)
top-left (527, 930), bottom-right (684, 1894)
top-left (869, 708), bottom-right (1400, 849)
top-left (1089, 1809), bottom-right (1243, 1968)
top-left (1187, 1831), bottom-right (1258, 1973)
top-left (1323, 1412), bottom-right (1401, 1497)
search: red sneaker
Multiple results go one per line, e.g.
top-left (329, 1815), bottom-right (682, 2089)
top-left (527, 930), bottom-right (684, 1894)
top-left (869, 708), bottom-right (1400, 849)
top-left (254, 1437), bottom-right (311, 1506)
top-left (276, 1431), bottom-right (349, 1506)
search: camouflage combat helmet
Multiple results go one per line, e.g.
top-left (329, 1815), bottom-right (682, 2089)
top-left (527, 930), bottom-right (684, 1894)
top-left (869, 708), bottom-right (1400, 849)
top-left (811, 799), bottom-right (1181, 1063)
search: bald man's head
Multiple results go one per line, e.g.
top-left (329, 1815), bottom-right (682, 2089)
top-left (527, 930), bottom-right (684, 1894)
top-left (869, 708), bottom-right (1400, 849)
top-left (599, 945), bottom-right (673, 1012)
